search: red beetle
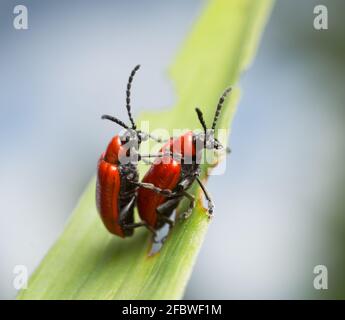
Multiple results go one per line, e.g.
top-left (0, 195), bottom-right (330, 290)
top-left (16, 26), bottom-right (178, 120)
top-left (96, 65), bottom-right (172, 238)
top-left (137, 88), bottom-right (231, 230)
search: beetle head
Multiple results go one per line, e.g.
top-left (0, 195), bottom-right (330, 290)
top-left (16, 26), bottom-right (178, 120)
top-left (194, 87), bottom-right (231, 152)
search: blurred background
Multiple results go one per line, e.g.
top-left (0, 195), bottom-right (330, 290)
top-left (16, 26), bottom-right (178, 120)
top-left (1, 0), bottom-right (345, 299)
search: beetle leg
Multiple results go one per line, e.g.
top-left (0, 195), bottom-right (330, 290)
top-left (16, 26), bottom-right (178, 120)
top-left (157, 213), bottom-right (175, 229)
top-left (122, 221), bottom-right (158, 240)
top-left (137, 131), bottom-right (168, 144)
top-left (139, 151), bottom-right (183, 162)
top-left (118, 196), bottom-right (136, 237)
top-left (179, 191), bottom-right (195, 220)
top-left (139, 131), bottom-right (180, 144)
top-left (147, 133), bottom-right (168, 144)
top-left (141, 158), bottom-right (154, 165)
top-left (156, 198), bottom-right (181, 228)
top-left (130, 180), bottom-right (173, 197)
top-left (196, 176), bottom-right (214, 218)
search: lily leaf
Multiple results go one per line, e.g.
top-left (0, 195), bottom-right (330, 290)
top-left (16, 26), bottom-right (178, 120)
top-left (18, 0), bottom-right (274, 300)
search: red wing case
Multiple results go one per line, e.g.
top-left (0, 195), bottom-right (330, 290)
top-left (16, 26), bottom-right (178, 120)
top-left (96, 155), bottom-right (124, 237)
top-left (137, 157), bottom-right (181, 228)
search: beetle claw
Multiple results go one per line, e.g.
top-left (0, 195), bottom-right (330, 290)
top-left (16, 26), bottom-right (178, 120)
top-left (180, 208), bottom-right (193, 221)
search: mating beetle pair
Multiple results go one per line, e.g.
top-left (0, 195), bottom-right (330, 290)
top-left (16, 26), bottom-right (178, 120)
top-left (96, 65), bottom-right (231, 241)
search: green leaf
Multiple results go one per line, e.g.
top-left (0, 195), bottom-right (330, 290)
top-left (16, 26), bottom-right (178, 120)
top-left (18, 0), bottom-right (274, 300)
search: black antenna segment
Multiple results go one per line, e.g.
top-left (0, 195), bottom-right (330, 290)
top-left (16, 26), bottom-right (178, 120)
top-left (211, 87), bottom-right (232, 130)
top-left (126, 64), bottom-right (140, 129)
top-left (195, 108), bottom-right (207, 134)
top-left (101, 114), bottom-right (129, 129)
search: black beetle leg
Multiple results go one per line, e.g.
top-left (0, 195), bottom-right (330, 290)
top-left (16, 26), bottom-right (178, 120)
top-left (156, 211), bottom-right (175, 229)
top-left (147, 133), bottom-right (168, 143)
top-left (139, 151), bottom-right (183, 162)
top-left (123, 221), bottom-right (158, 240)
top-left (196, 176), bottom-right (214, 218)
top-left (156, 198), bottom-right (181, 230)
top-left (141, 158), bottom-right (154, 165)
top-left (179, 191), bottom-right (195, 220)
top-left (137, 130), bottom-right (168, 144)
top-left (130, 181), bottom-right (173, 197)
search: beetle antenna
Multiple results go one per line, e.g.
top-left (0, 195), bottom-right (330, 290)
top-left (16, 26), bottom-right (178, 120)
top-left (126, 64), bottom-right (140, 130)
top-left (211, 87), bottom-right (232, 130)
top-left (101, 114), bottom-right (129, 129)
top-left (195, 108), bottom-right (207, 134)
